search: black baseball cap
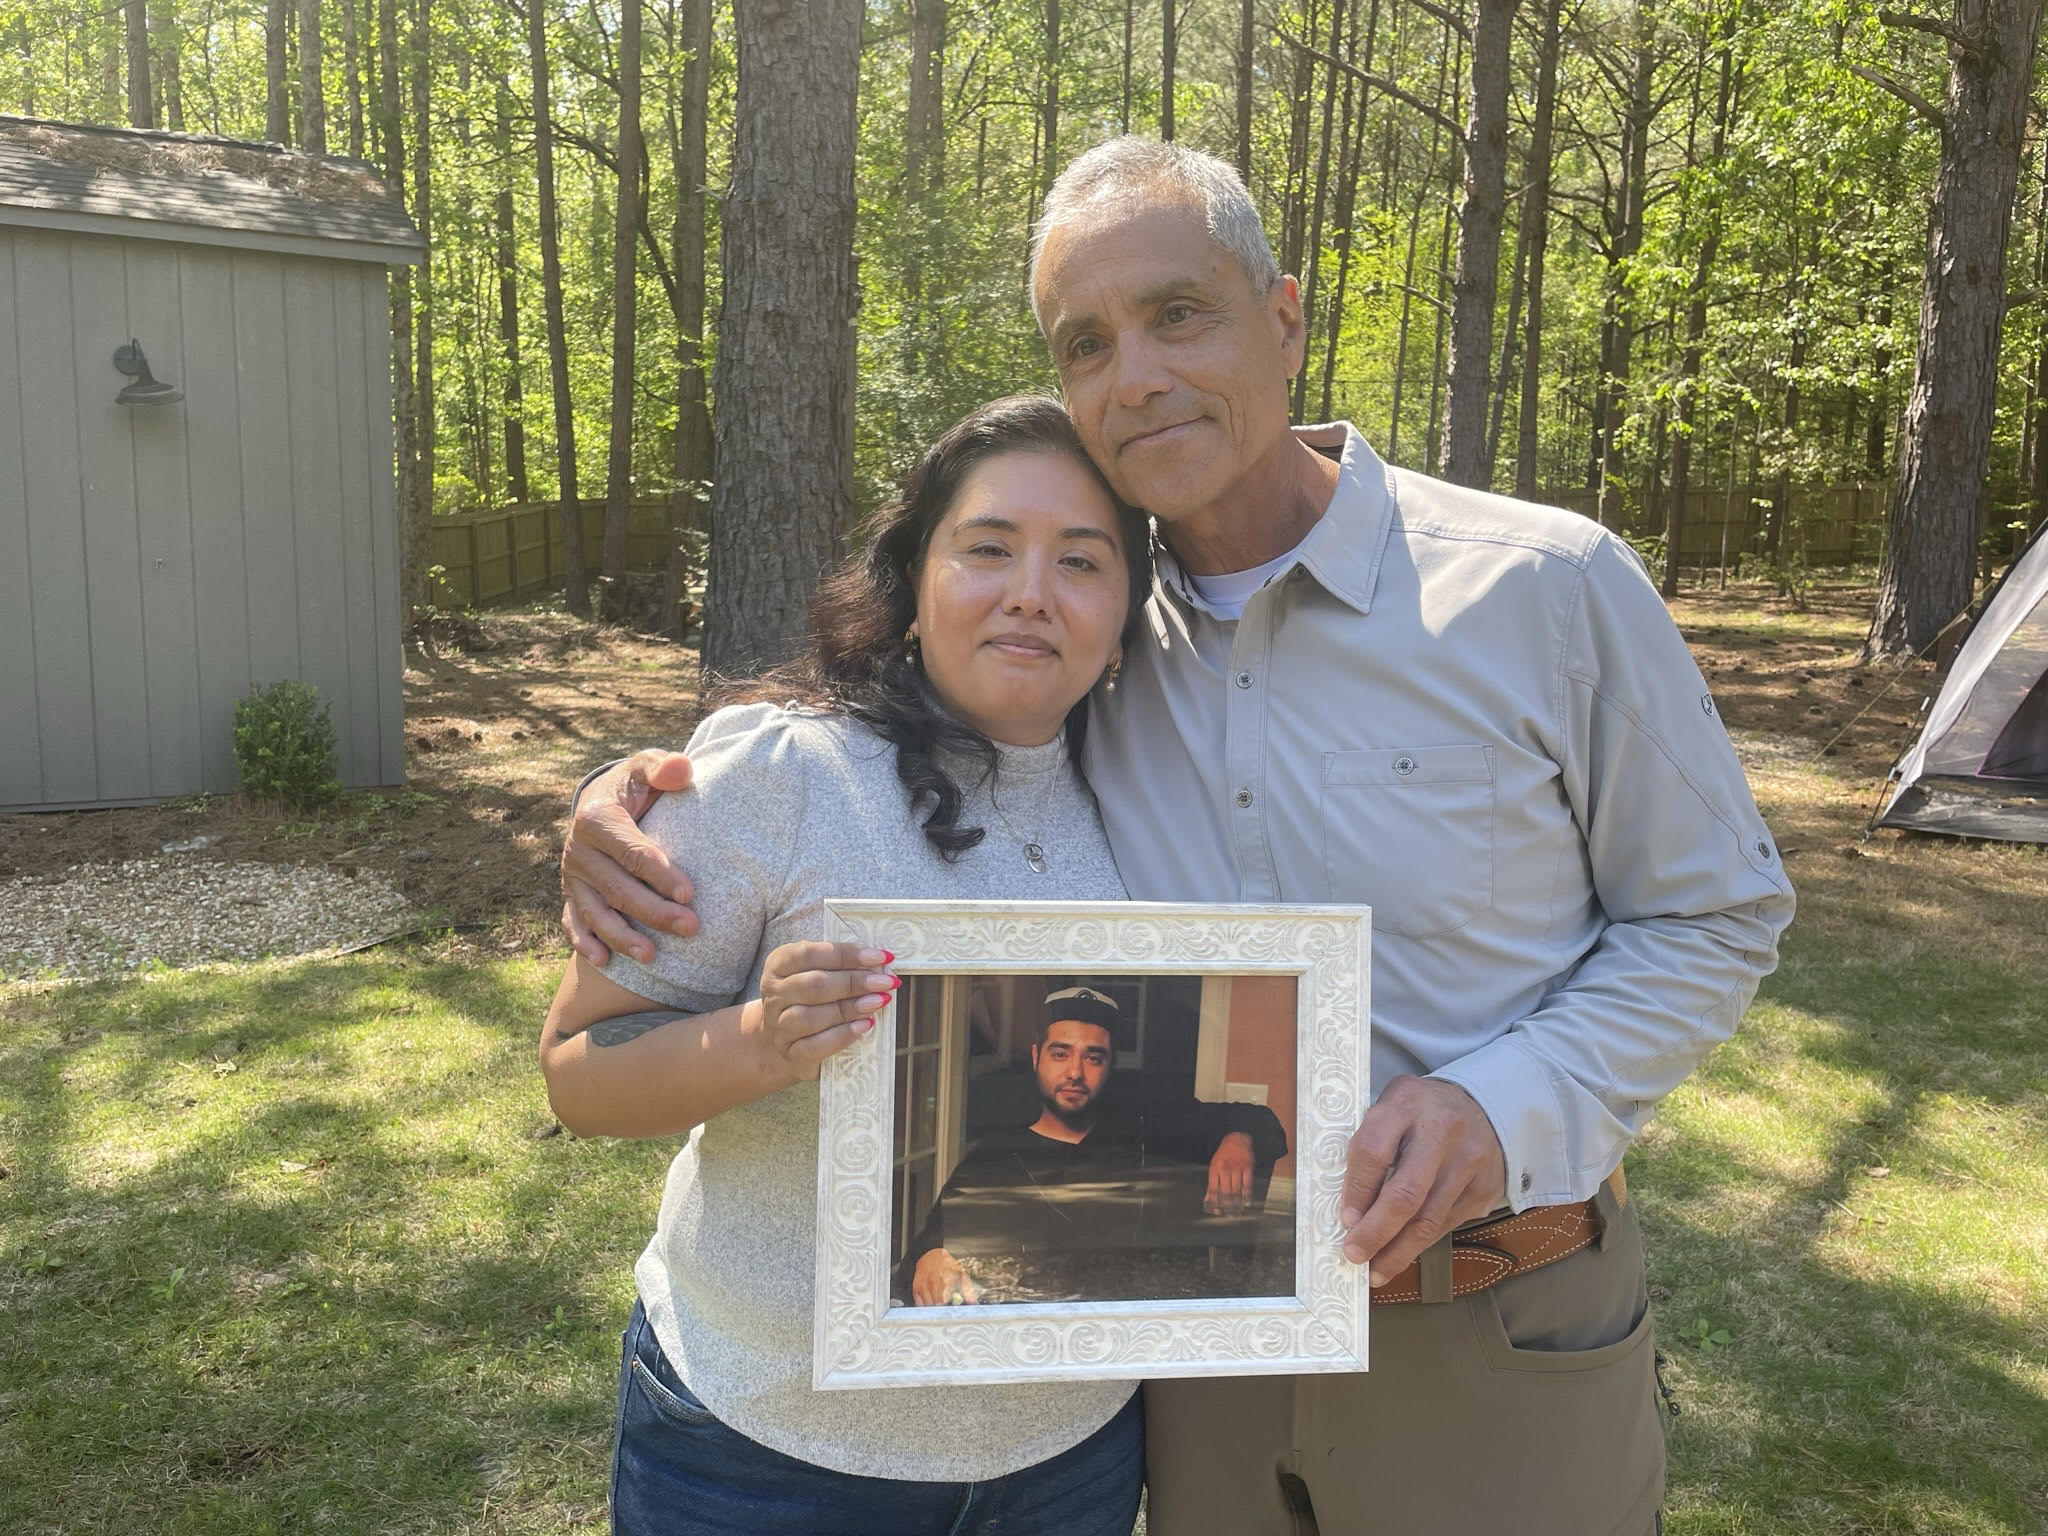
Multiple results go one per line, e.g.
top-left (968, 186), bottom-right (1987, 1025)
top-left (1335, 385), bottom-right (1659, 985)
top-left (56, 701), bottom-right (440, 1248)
top-left (1042, 985), bottom-right (1121, 1033)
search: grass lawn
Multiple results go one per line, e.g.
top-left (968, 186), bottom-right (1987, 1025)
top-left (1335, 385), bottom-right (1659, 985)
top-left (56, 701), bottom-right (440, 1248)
top-left (3, 590), bottom-right (2045, 1533)
top-left (0, 944), bottom-right (642, 1533)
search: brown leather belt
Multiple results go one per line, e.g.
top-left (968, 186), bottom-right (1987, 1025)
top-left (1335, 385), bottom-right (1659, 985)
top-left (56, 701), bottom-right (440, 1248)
top-left (1370, 1167), bottom-right (1625, 1306)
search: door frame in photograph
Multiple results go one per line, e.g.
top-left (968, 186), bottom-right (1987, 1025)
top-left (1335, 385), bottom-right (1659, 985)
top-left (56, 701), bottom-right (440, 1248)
top-left (814, 899), bottom-right (1371, 1391)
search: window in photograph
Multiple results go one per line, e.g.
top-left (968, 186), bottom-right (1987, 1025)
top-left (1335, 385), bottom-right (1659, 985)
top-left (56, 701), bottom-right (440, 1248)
top-left (891, 972), bottom-right (1298, 1308)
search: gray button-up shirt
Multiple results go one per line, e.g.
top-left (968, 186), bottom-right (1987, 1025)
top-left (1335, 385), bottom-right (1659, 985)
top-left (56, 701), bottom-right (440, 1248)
top-left (1083, 422), bottom-right (1794, 1212)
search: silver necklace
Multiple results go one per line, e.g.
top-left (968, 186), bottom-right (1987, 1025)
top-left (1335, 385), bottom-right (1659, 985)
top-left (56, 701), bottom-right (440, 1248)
top-left (988, 766), bottom-right (1062, 874)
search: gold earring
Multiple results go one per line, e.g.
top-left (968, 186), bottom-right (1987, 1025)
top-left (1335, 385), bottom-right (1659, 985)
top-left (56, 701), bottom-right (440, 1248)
top-left (1104, 655), bottom-right (1123, 694)
top-left (904, 624), bottom-right (920, 662)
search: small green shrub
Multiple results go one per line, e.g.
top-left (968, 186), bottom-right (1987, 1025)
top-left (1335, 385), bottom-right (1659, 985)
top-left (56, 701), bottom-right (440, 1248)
top-left (234, 680), bottom-right (342, 810)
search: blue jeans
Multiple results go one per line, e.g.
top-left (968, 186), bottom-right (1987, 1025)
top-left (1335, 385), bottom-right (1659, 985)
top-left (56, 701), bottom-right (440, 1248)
top-left (609, 1302), bottom-right (1145, 1536)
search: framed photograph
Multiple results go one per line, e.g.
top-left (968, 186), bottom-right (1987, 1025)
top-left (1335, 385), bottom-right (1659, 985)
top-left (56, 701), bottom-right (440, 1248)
top-left (813, 900), bottom-right (1371, 1390)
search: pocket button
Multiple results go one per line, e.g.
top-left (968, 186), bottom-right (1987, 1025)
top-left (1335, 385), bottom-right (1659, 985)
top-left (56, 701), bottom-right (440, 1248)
top-left (1393, 755), bottom-right (1417, 776)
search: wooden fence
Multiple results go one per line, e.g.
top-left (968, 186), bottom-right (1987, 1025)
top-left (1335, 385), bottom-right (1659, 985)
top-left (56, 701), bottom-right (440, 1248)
top-left (1542, 482), bottom-right (1891, 570)
top-left (430, 480), bottom-right (1890, 610)
top-left (428, 497), bottom-right (678, 609)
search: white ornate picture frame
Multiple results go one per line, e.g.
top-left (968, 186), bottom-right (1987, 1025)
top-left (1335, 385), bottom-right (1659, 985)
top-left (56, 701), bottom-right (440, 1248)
top-left (814, 899), bottom-right (1371, 1390)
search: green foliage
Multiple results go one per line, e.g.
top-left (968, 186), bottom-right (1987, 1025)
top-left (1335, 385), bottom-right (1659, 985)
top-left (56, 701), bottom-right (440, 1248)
top-left (232, 680), bottom-right (342, 811)
top-left (15, 0), bottom-right (2043, 573)
top-left (1680, 1317), bottom-right (1734, 1353)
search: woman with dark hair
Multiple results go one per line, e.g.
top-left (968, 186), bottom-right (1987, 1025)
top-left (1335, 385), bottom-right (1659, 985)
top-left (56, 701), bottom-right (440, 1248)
top-left (539, 396), bottom-right (1152, 1536)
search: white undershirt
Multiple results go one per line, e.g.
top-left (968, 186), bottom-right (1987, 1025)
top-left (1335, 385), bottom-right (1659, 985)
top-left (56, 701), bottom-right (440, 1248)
top-left (1183, 538), bottom-right (1311, 620)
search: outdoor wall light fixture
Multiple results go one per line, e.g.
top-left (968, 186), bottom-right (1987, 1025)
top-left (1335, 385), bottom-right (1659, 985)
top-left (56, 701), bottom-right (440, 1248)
top-left (112, 340), bottom-right (183, 406)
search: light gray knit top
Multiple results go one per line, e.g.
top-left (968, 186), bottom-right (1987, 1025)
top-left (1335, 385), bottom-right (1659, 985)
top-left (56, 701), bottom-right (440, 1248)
top-left (601, 701), bottom-right (1135, 1481)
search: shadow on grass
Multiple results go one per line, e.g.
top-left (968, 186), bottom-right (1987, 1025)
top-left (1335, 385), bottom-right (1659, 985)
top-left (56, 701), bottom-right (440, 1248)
top-left (1643, 932), bottom-right (2048, 1534)
top-left (0, 953), bottom-right (663, 1533)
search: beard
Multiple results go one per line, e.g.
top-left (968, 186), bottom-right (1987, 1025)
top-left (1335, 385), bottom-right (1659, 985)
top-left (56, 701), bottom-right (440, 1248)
top-left (1040, 1084), bottom-right (1100, 1132)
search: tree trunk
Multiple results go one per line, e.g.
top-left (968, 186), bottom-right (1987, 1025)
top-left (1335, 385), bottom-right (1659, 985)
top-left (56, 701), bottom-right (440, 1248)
top-left (1663, 14), bottom-right (1737, 596)
top-left (1162, 0), bottom-right (1177, 140)
top-left (343, 0), bottom-right (363, 154)
top-left (905, 0), bottom-right (945, 212)
top-left (1236, 0), bottom-right (1256, 176)
top-left (125, 0), bottom-right (155, 126)
top-left (904, 0), bottom-right (945, 363)
top-left (667, 0), bottom-right (714, 640)
top-left (1439, 0), bottom-right (1518, 487)
top-left (410, 0), bottom-right (433, 534)
top-left (1868, 0), bottom-right (2045, 657)
top-left (1040, 0), bottom-right (1060, 195)
top-left (702, 0), bottom-right (861, 678)
top-left (267, 0), bottom-right (290, 142)
top-left (494, 79), bottom-right (528, 505)
top-left (377, 0), bottom-right (421, 609)
top-left (1589, 8), bottom-right (1656, 524)
top-left (602, 0), bottom-right (643, 606)
top-left (154, 0), bottom-right (184, 129)
top-left (1293, 0), bottom-right (1353, 421)
top-left (1318, 0), bottom-right (1380, 421)
top-left (1485, 183), bottom-right (1528, 472)
top-left (1513, 0), bottom-right (1561, 499)
top-left (1293, 0), bottom-right (1352, 420)
top-left (1279, 0), bottom-right (1319, 278)
top-left (298, 0), bottom-right (325, 150)
top-left (2027, 140), bottom-right (2048, 535)
top-left (1867, 290), bottom-right (1892, 475)
top-left (1765, 330), bottom-right (1803, 563)
top-left (1389, 23), bottom-right (1452, 463)
top-left (526, 0), bottom-right (586, 614)
top-left (1424, 29), bottom-right (1465, 469)
top-left (1122, 0), bottom-right (1134, 133)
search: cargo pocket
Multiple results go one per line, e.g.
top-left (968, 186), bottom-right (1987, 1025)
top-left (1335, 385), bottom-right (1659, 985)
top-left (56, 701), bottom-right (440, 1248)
top-left (1458, 1205), bottom-right (1667, 1532)
top-left (1320, 745), bottom-right (1496, 936)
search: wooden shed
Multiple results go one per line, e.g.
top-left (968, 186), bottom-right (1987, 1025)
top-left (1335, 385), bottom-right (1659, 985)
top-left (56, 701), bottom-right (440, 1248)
top-left (0, 115), bottom-right (424, 811)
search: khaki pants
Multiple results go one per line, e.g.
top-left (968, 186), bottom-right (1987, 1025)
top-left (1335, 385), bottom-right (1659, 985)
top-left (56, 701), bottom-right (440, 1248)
top-left (1144, 1191), bottom-right (1664, 1536)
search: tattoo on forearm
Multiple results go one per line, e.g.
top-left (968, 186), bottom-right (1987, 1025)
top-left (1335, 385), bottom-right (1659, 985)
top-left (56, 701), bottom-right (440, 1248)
top-left (589, 1010), bottom-right (683, 1047)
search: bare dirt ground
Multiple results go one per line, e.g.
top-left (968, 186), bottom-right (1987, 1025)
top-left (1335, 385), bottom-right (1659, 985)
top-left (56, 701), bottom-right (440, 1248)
top-left (0, 608), bottom-right (706, 952)
top-left (1, 576), bottom-right (2029, 965)
top-left (1671, 577), bottom-right (1932, 788)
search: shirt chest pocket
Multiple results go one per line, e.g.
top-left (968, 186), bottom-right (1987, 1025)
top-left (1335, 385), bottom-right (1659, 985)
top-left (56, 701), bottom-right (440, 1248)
top-left (1319, 746), bottom-right (1496, 937)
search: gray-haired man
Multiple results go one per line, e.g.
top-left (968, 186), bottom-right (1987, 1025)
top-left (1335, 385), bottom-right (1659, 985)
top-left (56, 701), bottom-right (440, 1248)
top-left (561, 138), bottom-right (1793, 1535)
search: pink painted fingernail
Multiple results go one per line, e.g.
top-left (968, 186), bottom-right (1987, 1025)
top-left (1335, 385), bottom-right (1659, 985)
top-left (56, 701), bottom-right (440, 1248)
top-left (853, 1017), bottom-right (875, 1035)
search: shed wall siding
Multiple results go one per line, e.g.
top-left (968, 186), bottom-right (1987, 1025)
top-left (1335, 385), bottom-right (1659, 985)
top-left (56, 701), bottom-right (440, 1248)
top-left (127, 240), bottom-right (206, 799)
top-left (0, 224), bottom-right (404, 810)
top-left (361, 265), bottom-right (406, 787)
top-left (0, 234), bottom-right (42, 801)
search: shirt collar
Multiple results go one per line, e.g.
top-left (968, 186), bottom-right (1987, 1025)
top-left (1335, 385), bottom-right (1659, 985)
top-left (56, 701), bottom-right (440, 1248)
top-left (1150, 420), bottom-right (1396, 623)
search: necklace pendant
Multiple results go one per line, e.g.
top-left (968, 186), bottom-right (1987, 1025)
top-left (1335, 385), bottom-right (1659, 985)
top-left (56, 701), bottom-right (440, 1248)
top-left (1022, 842), bottom-right (1048, 874)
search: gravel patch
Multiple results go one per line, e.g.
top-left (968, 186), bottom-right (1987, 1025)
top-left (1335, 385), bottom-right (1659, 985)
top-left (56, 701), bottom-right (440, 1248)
top-left (0, 859), bottom-right (414, 980)
top-left (1729, 728), bottom-right (1821, 769)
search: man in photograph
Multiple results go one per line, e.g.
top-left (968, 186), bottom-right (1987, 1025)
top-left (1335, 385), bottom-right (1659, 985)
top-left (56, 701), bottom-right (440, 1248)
top-left (558, 136), bottom-right (1794, 1535)
top-left (901, 985), bottom-right (1289, 1307)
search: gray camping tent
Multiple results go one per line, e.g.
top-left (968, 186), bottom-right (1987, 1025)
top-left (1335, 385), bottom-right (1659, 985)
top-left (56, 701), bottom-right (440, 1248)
top-left (1879, 525), bottom-right (2048, 843)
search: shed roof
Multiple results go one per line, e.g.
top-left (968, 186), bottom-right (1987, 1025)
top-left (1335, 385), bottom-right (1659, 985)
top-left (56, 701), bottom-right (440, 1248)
top-left (0, 115), bottom-right (424, 265)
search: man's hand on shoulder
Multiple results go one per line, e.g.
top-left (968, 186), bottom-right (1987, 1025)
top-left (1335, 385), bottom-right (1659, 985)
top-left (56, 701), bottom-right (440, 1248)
top-left (1337, 1075), bottom-right (1507, 1286)
top-left (560, 749), bottom-right (700, 965)
top-left (1204, 1131), bottom-right (1255, 1216)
